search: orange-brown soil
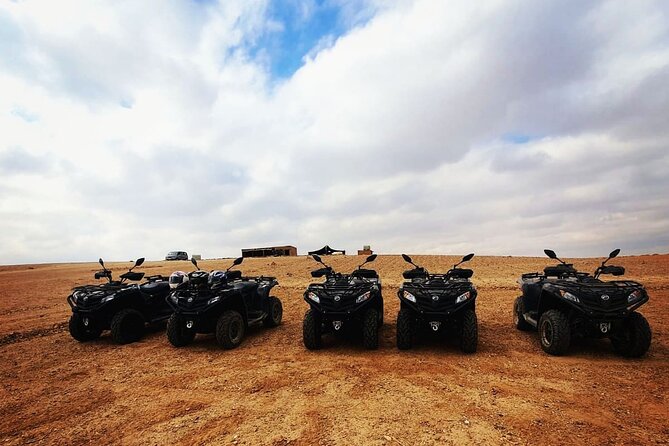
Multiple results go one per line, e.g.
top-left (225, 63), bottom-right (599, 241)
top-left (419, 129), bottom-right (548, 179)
top-left (1, 254), bottom-right (668, 445)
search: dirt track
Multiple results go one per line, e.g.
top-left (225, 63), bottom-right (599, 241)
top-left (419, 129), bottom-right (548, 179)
top-left (1, 254), bottom-right (668, 445)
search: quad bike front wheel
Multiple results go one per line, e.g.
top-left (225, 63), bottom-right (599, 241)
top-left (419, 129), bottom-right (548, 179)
top-left (216, 310), bottom-right (246, 349)
top-left (611, 312), bottom-right (652, 358)
top-left (68, 313), bottom-right (102, 342)
top-left (513, 296), bottom-right (534, 331)
top-left (362, 308), bottom-right (379, 350)
top-left (459, 309), bottom-right (478, 353)
top-left (538, 310), bottom-right (570, 356)
top-left (396, 308), bottom-right (415, 350)
top-left (110, 308), bottom-right (145, 344)
top-left (264, 296), bottom-right (283, 328)
top-left (302, 309), bottom-right (322, 350)
top-left (166, 313), bottom-right (196, 347)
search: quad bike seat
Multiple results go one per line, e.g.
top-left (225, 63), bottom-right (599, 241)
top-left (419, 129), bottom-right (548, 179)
top-left (225, 270), bottom-right (242, 281)
top-left (449, 268), bottom-right (473, 279)
top-left (233, 281), bottom-right (259, 294)
top-left (403, 268), bottom-right (427, 279)
top-left (352, 268), bottom-right (378, 279)
top-left (544, 264), bottom-right (576, 277)
top-left (120, 271), bottom-right (145, 281)
top-left (140, 281), bottom-right (170, 296)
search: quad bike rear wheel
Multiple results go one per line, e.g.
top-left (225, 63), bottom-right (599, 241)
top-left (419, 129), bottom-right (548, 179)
top-left (611, 312), bottom-right (651, 358)
top-left (216, 310), bottom-right (245, 349)
top-left (264, 296), bottom-right (283, 327)
top-left (303, 309), bottom-right (322, 350)
top-left (396, 308), bottom-right (415, 350)
top-left (459, 309), bottom-right (478, 353)
top-left (166, 313), bottom-right (196, 347)
top-left (362, 308), bottom-right (379, 350)
top-left (538, 309), bottom-right (570, 355)
top-left (111, 308), bottom-right (145, 344)
top-left (68, 313), bottom-right (102, 342)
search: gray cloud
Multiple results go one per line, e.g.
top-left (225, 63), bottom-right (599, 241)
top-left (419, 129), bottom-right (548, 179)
top-left (0, 146), bottom-right (51, 174)
top-left (0, 0), bottom-right (668, 264)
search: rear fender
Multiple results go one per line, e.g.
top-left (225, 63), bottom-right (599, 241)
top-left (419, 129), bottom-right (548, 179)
top-left (257, 279), bottom-right (278, 299)
top-left (468, 289), bottom-right (478, 311)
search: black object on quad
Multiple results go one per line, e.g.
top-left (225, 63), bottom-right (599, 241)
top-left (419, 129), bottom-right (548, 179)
top-left (514, 249), bottom-right (651, 357)
top-left (166, 257), bottom-right (282, 349)
top-left (303, 254), bottom-right (383, 350)
top-left (67, 258), bottom-right (172, 344)
top-left (397, 253), bottom-right (478, 353)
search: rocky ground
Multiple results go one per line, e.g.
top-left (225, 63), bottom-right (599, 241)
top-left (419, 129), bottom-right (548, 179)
top-left (1, 254), bottom-right (668, 445)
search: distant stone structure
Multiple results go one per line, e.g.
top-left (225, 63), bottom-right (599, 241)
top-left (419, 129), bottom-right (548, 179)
top-left (358, 245), bottom-right (373, 256)
top-left (242, 245), bottom-right (297, 258)
top-left (308, 245), bottom-right (346, 256)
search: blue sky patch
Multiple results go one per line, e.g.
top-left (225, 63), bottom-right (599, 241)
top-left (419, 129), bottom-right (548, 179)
top-left (502, 133), bottom-right (536, 144)
top-left (10, 106), bottom-right (38, 123)
top-left (252, 1), bottom-right (355, 79)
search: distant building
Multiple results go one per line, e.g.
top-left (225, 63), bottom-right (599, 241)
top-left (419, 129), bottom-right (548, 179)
top-left (308, 245), bottom-right (346, 256)
top-left (358, 245), bottom-right (373, 256)
top-left (241, 245), bottom-right (297, 258)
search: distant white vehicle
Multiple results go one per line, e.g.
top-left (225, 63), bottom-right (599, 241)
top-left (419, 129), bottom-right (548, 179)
top-left (165, 251), bottom-right (188, 261)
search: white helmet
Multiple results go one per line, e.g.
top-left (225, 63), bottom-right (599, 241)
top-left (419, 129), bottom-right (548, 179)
top-left (169, 271), bottom-right (189, 289)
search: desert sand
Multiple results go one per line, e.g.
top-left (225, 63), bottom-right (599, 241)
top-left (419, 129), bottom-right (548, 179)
top-left (1, 254), bottom-right (667, 445)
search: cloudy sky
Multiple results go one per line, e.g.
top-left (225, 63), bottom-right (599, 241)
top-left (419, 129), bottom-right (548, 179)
top-left (1, 0), bottom-right (668, 264)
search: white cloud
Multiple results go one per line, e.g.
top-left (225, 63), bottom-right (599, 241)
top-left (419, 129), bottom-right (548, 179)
top-left (0, 0), bottom-right (668, 264)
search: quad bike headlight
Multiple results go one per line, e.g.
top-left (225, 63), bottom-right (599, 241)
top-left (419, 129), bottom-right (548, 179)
top-left (455, 291), bottom-right (471, 304)
top-left (403, 291), bottom-right (416, 303)
top-left (628, 290), bottom-right (642, 303)
top-left (559, 290), bottom-right (580, 303)
top-left (307, 292), bottom-right (320, 304)
top-left (356, 291), bottom-right (371, 304)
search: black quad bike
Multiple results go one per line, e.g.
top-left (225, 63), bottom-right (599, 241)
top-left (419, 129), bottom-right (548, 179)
top-left (514, 249), bottom-right (652, 357)
top-left (166, 257), bottom-right (282, 349)
top-left (67, 258), bottom-right (172, 344)
top-left (302, 254), bottom-right (383, 350)
top-left (397, 253), bottom-right (478, 353)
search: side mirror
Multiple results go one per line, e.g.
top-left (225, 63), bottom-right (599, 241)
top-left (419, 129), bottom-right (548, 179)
top-left (233, 257), bottom-right (243, 266)
top-left (135, 258), bottom-right (145, 267)
top-left (402, 254), bottom-right (412, 263)
top-left (609, 249), bottom-right (620, 259)
top-left (312, 254), bottom-right (322, 263)
top-left (366, 254), bottom-right (377, 263)
top-left (462, 253), bottom-right (474, 263)
top-left (544, 249), bottom-right (557, 259)
top-left (191, 258), bottom-right (199, 269)
top-left (99, 258), bottom-right (105, 267)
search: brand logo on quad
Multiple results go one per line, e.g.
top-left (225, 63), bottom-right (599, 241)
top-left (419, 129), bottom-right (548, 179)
top-left (188, 297), bottom-right (193, 303)
top-left (601, 294), bottom-right (610, 301)
top-left (334, 295), bottom-right (341, 302)
top-left (432, 295), bottom-right (439, 301)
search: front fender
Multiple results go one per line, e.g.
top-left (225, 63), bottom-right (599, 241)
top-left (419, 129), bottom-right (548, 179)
top-left (538, 284), bottom-right (581, 315)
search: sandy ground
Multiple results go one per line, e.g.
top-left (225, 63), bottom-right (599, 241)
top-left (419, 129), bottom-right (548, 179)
top-left (0, 254), bottom-right (668, 445)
